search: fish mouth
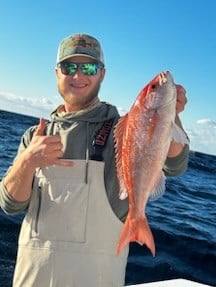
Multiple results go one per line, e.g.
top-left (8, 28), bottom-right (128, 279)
top-left (149, 71), bottom-right (176, 110)
top-left (158, 71), bottom-right (174, 86)
top-left (158, 71), bottom-right (169, 85)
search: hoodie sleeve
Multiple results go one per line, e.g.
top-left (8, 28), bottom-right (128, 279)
top-left (0, 179), bottom-right (29, 214)
top-left (163, 144), bottom-right (190, 176)
top-left (0, 126), bottom-right (36, 215)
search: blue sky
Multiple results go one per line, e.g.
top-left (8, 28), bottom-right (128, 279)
top-left (0, 0), bottom-right (216, 155)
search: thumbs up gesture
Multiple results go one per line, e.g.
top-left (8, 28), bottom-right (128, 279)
top-left (26, 118), bottom-right (73, 168)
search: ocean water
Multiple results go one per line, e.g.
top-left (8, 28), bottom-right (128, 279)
top-left (0, 109), bottom-right (215, 287)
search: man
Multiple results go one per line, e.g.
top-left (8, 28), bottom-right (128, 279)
top-left (0, 33), bottom-right (189, 286)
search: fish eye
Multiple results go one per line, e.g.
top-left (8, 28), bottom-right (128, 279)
top-left (151, 84), bottom-right (156, 89)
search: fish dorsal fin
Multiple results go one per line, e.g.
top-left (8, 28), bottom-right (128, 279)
top-left (114, 114), bottom-right (128, 200)
top-left (149, 172), bottom-right (166, 201)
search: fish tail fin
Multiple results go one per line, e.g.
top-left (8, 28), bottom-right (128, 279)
top-left (116, 218), bottom-right (134, 256)
top-left (116, 217), bottom-right (155, 257)
top-left (136, 217), bottom-right (156, 256)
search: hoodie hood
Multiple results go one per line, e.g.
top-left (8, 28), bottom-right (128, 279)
top-left (46, 101), bottom-right (120, 165)
top-left (47, 102), bottom-right (121, 184)
top-left (50, 101), bottom-right (120, 125)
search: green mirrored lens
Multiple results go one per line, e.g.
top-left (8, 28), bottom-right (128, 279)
top-left (81, 63), bottom-right (97, 75)
top-left (67, 63), bottom-right (77, 74)
top-left (61, 63), bottom-right (77, 75)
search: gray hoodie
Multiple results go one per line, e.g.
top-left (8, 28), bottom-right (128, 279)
top-left (0, 102), bottom-right (189, 221)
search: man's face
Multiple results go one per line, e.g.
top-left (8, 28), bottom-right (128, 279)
top-left (56, 56), bottom-right (105, 112)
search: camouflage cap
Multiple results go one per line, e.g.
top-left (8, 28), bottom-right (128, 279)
top-left (56, 33), bottom-right (104, 65)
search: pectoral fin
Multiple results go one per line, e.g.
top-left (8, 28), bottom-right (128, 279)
top-left (149, 171), bottom-right (166, 201)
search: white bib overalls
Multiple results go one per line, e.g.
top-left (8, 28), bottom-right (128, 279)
top-left (13, 160), bottom-right (129, 287)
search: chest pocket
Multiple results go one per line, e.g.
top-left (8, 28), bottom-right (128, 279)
top-left (30, 164), bottom-right (89, 243)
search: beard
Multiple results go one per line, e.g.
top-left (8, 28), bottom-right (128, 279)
top-left (58, 81), bottom-right (101, 109)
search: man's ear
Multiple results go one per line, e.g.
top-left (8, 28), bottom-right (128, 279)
top-left (55, 68), bottom-right (61, 78)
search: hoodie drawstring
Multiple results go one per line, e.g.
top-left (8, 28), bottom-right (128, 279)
top-left (85, 123), bottom-right (90, 184)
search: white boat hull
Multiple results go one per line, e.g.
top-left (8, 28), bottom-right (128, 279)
top-left (127, 278), bottom-right (213, 286)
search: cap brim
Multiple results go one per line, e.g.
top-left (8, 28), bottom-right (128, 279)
top-left (57, 54), bottom-right (102, 64)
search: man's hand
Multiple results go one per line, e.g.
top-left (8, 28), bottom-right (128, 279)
top-left (26, 118), bottom-right (73, 168)
top-left (3, 118), bottom-right (73, 202)
top-left (167, 84), bottom-right (188, 158)
top-left (176, 84), bottom-right (188, 114)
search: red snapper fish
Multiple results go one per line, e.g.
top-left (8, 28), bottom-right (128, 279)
top-left (114, 71), bottom-right (188, 256)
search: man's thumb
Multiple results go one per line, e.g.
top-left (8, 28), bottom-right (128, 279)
top-left (34, 118), bottom-right (46, 136)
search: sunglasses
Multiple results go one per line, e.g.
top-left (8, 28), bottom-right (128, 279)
top-left (58, 62), bottom-right (104, 76)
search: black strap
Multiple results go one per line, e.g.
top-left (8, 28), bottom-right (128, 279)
top-left (91, 119), bottom-right (115, 161)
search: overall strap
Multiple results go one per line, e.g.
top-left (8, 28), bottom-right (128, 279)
top-left (91, 119), bottom-right (115, 161)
